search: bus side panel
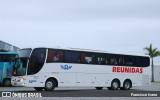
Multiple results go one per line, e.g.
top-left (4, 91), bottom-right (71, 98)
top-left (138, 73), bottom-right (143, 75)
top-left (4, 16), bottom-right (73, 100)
top-left (76, 73), bottom-right (90, 86)
top-left (76, 73), bottom-right (106, 87)
top-left (129, 74), bottom-right (142, 87)
top-left (142, 75), bottom-right (150, 86)
top-left (25, 75), bottom-right (43, 87)
top-left (58, 73), bottom-right (76, 87)
top-left (0, 62), bottom-right (13, 84)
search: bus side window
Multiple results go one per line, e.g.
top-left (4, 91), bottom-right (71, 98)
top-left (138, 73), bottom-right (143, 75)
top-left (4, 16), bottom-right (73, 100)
top-left (58, 51), bottom-right (63, 62)
top-left (80, 53), bottom-right (86, 63)
top-left (3, 55), bottom-right (8, 62)
top-left (97, 57), bottom-right (102, 64)
top-left (91, 54), bottom-right (95, 64)
top-left (46, 49), bottom-right (64, 63)
top-left (97, 57), bottom-right (105, 64)
top-left (64, 51), bottom-right (80, 63)
top-left (110, 56), bottom-right (119, 65)
top-left (64, 51), bottom-right (71, 63)
top-left (111, 58), bottom-right (116, 65)
top-left (139, 57), bottom-right (150, 67)
top-left (85, 53), bottom-right (95, 64)
top-left (53, 51), bottom-right (63, 62)
top-left (80, 53), bottom-right (95, 64)
top-left (96, 54), bottom-right (109, 65)
top-left (72, 51), bottom-right (80, 63)
top-left (47, 49), bottom-right (55, 63)
top-left (0, 55), bottom-right (2, 62)
top-left (118, 57), bottom-right (123, 65)
top-left (53, 52), bottom-right (59, 62)
top-left (123, 56), bottom-right (133, 66)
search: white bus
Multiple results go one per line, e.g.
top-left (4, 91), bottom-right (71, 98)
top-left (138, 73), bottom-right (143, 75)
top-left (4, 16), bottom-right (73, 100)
top-left (11, 47), bottom-right (151, 91)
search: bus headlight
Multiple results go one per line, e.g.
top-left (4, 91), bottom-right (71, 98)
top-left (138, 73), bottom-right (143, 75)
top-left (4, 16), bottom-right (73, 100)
top-left (20, 78), bottom-right (23, 82)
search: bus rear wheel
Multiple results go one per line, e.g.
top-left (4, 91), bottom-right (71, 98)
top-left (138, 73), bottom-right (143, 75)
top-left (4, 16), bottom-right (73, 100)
top-left (111, 80), bottom-right (120, 90)
top-left (95, 87), bottom-right (103, 90)
top-left (3, 79), bottom-right (11, 87)
top-left (121, 80), bottom-right (132, 90)
top-left (44, 79), bottom-right (56, 91)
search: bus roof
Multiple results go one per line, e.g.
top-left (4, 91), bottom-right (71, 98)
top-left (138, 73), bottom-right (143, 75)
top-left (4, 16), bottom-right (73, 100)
top-left (0, 52), bottom-right (17, 54)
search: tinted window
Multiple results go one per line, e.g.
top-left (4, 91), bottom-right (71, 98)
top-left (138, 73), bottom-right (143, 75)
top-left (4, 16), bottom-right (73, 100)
top-left (105, 54), bottom-right (123, 66)
top-left (139, 57), bottom-right (150, 67)
top-left (96, 54), bottom-right (108, 65)
top-left (110, 54), bottom-right (119, 65)
top-left (0, 54), bottom-right (16, 62)
top-left (80, 52), bottom-right (95, 64)
top-left (95, 53), bottom-right (150, 67)
top-left (64, 51), bottom-right (80, 63)
top-left (123, 55), bottom-right (133, 66)
top-left (142, 57), bottom-right (150, 67)
top-left (46, 49), bottom-right (63, 63)
top-left (27, 48), bottom-right (46, 75)
top-left (45, 48), bottom-right (150, 67)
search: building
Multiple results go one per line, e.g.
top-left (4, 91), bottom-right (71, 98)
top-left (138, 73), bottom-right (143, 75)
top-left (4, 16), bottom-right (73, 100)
top-left (0, 40), bottom-right (19, 52)
top-left (154, 65), bottom-right (160, 82)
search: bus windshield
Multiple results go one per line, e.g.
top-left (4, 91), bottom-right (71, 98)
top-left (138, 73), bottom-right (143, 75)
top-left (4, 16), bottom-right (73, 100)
top-left (18, 49), bottom-right (32, 58)
top-left (12, 49), bottom-right (32, 76)
top-left (12, 58), bottom-right (28, 76)
top-left (12, 48), bottom-right (46, 76)
top-left (27, 48), bottom-right (46, 75)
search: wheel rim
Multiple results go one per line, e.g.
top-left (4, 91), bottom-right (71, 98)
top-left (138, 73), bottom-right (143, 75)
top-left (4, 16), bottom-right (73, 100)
top-left (113, 82), bottom-right (118, 89)
top-left (124, 82), bottom-right (130, 89)
top-left (46, 81), bottom-right (53, 89)
top-left (5, 80), bottom-right (10, 86)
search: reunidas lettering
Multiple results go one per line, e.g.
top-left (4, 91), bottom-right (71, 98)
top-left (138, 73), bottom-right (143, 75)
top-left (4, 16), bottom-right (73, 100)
top-left (112, 67), bottom-right (143, 73)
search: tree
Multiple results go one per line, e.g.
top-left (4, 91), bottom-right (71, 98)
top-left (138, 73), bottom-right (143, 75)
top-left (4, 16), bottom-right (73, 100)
top-left (144, 44), bottom-right (160, 82)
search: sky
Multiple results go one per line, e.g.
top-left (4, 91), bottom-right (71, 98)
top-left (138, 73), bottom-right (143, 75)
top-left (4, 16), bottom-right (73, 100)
top-left (0, 0), bottom-right (160, 64)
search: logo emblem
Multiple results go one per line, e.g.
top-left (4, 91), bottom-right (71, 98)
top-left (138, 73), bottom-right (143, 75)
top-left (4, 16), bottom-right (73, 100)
top-left (60, 65), bottom-right (72, 70)
top-left (2, 92), bottom-right (11, 97)
top-left (29, 80), bottom-right (37, 83)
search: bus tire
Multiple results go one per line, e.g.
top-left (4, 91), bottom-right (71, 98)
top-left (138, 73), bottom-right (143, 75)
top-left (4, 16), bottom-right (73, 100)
top-left (44, 79), bottom-right (56, 91)
top-left (122, 80), bottom-right (132, 90)
top-left (3, 79), bottom-right (12, 87)
top-left (111, 79), bottom-right (120, 90)
top-left (95, 87), bottom-right (103, 90)
top-left (34, 87), bottom-right (43, 91)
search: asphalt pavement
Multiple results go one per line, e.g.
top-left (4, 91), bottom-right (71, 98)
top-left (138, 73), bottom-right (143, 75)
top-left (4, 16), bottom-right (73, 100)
top-left (0, 82), bottom-right (160, 100)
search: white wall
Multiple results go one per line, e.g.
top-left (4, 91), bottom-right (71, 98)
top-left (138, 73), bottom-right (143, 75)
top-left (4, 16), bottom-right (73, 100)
top-left (154, 65), bottom-right (160, 82)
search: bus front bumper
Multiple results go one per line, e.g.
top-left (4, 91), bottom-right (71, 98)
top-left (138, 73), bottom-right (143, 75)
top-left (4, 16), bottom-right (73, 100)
top-left (11, 77), bottom-right (26, 87)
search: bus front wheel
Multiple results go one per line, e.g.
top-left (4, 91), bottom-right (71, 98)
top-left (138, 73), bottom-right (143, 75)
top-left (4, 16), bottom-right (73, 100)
top-left (44, 79), bottom-right (56, 91)
top-left (3, 79), bottom-right (11, 87)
